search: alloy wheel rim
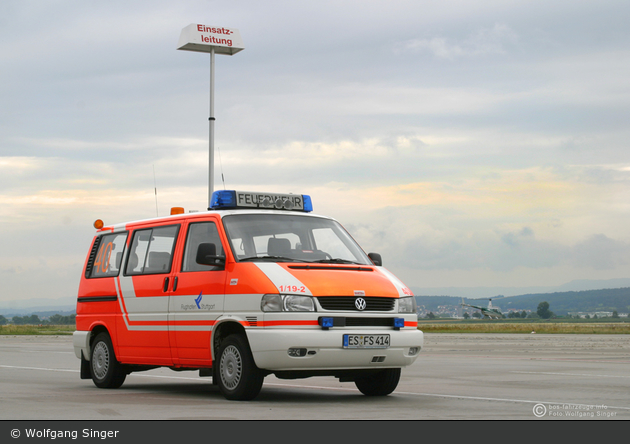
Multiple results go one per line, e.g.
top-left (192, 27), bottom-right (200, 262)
top-left (220, 345), bottom-right (242, 390)
top-left (92, 342), bottom-right (109, 380)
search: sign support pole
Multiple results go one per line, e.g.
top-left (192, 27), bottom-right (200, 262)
top-left (209, 48), bottom-right (215, 207)
top-left (177, 23), bottom-right (244, 209)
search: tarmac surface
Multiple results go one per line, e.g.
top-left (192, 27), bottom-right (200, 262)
top-left (1, 333), bottom-right (629, 422)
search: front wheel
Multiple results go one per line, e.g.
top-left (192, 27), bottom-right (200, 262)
top-left (355, 368), bottom-right (401, 396)
top-left (90, 332), bottom-right (127, 389)
top-left (216, 334), bottom-right (264, 401)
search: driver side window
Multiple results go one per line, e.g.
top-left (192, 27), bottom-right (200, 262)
top-left (312, 227), bottom-right (355, 261)
top-left (182, 221), bottom-right (225, 272)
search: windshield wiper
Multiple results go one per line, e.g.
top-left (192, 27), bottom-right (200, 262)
top-left (312, 258), bottom-right (361, 264)
top-left (239, 256), bottom-right (308, 263)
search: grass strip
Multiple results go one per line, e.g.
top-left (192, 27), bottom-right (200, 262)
top-left (2, 322), bottom-right (629, 335)
top-left (417, 321), bottom-right (630, 334)
top-left (0, 325), bottom-right (75, 335)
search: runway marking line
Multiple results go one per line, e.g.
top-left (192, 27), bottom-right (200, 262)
top-left (0, 365), bottom-right (78, 373)
top-left (420, 353), bottom-right (630, 364)
top-left (396, 391), bottom-right (630, 412)
top-left (511, 370), bottom-right (630, 379)
top-left (3, 364), bottom-right (629, 412)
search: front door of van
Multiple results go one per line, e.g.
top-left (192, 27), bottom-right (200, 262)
top-left (168, 218), bottom-right (227, 366)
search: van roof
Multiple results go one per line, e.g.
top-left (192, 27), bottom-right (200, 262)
top-left (96, 208), bottom-right (333, 233)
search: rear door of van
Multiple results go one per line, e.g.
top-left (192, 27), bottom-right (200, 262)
top-left (115, 222), bottom-right (181, 365)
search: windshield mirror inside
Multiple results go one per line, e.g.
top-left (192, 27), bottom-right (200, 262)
top-left (222, 214), bottom-right (371, 265)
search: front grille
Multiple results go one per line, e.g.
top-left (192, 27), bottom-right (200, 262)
top-left (318, 317), bottom-right (398, 327)
top-left (317, 296), bottom-right (395, 312)
top-left (345, 317), bottom-right (396, 327)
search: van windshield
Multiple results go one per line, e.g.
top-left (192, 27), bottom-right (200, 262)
top-left (222, 214), bottom-right (372, 265)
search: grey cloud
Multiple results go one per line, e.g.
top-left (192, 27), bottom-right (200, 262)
top-left (399, 23), bottom-right (518, 59)
top-left (501, 227), bottom-right (534, 248)
top-left (571, 234), bottom-right (630, 270)
top-left (354, 208), bottom-right (629, 275)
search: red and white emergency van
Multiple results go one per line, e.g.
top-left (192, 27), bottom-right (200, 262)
top-left (74, 190), bottom-right (423, 400)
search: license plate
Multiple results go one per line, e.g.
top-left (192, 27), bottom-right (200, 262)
top-left (343, 334), bottom-right (390, 349)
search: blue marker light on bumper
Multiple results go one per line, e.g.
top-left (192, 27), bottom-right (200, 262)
top-left (319, 317), bottom-right (334, 329)
top-left (394, 318), bottom-right (405, 329)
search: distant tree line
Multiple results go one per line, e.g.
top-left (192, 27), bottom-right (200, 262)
top-left (507, 311), bottom-right (528, 318)
top-left (0, 313), bottom-right (76, 325)
top-left (425, 300), bottom-right (629, 321)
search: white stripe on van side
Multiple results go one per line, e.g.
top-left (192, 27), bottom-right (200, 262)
top-left (254, 263), bottom-right (312, 296)
top-left (115, 275), bottom-right (169, 331)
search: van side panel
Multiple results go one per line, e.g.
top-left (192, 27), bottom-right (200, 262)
top-left (168, 268), bottom-right (227, 366)
top-left (76, 238), bottom-right (121, 353)
top-left (223, 262), bottom-right (279, 296)
top-left (113, 264), bottom-right (174, 365)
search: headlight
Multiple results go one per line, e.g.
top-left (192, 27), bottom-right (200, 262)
top-left (284, 295), bottom-right (315, 312)
top-left (261, 294), bottom-right (283, 312)
top-left (398, 296), bottom-right (417, 313)
top-left (261, 294), bottom-right (315, 312)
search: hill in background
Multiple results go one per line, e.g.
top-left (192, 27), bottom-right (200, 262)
top-left (415, 287), bottom-right (630, 316)
top-left (411, 278), bottom-right (630, 298)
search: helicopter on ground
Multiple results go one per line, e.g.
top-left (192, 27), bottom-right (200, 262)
top-left (461, 298), bottom-right (504, 319)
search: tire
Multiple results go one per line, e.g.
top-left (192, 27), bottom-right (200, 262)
top-left (216, 334), bottom-right (264, 401)
top-left (355, 368), bottom-right (401, 396)
top-left (90, 332), bottom-right (127, 389)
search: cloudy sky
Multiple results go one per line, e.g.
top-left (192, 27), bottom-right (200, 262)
top-left (1, 0), bottom-right (630, 304)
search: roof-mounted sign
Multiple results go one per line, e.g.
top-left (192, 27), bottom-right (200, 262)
top-left (177, 23), bottom-right (244, 55)
top-left (210, 190), bottom-right (313, 212)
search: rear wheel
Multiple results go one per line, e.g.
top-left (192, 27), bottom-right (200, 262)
top-left (90, 332), bottom-right (126, 389)
top-left (355, 368), bottom-right (401, 396)
top-left (216, 334), bottom-right (264, 400)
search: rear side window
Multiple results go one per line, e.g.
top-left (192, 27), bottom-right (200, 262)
top-left (86, 232), bottom-right (129, 278)
top-left (125, 225), bottom-right (179, 275)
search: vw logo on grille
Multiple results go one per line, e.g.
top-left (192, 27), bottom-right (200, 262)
top-left (355, 297), bottom-right (367, 311)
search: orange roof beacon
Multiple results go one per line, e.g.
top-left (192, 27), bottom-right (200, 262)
top-left (74, 190), bottom-right (423, 400)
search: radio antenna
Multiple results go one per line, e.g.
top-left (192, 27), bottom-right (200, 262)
top-left (217, 145), bottom-right (226, 190)
top-left (153, 164), bottom-right (159, 217)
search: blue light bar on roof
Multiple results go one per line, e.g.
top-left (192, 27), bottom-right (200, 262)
top-left (210, 190), bottom-right (313, 212)
top-left (210, 190), bottom-right (237, 209)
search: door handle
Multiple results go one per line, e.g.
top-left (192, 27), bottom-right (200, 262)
top-left (173, 276), bottom-right (178, 292)
top-left (163, 277), bottom-right (170, 292)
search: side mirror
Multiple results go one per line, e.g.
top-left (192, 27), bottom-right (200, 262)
top-left (368, 252), bottom-right (382, 266)
top-left (196, 243), bottom-right (225, 268)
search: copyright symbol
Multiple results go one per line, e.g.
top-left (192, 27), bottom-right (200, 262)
top-left (533, 403), bottom-right (547, 418)
top-left (11, 429), bottom-right (20, 438)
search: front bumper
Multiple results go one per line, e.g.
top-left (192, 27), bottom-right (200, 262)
top-left (246, 328), bottom-right (423, 371)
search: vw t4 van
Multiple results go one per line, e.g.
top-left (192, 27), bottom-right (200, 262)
top-left (73, 190), bottom-right (423, 400)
